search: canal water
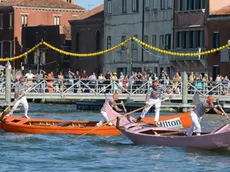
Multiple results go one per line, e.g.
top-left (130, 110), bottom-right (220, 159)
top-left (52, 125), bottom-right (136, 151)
top-left (1, 103), bottom-right (230, 172)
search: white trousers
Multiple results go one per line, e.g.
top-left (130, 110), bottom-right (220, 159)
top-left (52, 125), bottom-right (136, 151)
top-left (186, 111), bottom-right (202, 136)
top-left (9, 96), bottom-right (29, 118)
top-left (140, 98), bottom-right (161, 122)
top-left (97, 111), bottom-right (112, 126)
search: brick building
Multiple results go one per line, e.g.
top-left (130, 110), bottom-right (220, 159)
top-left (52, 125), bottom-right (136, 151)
top-left (207, 5), bottom-right (230, 79)
top-left (22, 25), bottom-right (72, 73)
top-left (0, 0), bottom-right (85, 70)
top-left (173, 0), bottom-right (230, 75)
top-left (69, 5), bottom-right (104, 74)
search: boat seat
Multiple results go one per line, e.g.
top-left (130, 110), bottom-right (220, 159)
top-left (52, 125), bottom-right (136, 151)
top-left (56, 121), bottom-right (72, 126)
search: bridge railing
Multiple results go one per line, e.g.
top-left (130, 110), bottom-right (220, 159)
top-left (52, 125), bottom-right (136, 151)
top-left (0, 78), bottom-right (229, 97)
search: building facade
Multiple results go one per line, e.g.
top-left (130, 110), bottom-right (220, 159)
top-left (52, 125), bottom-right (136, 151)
top-left (70, 5), bottom-right (104, 74)
top-left (0, 0), bottom-right (85, 70)
top-left (173, 0), bottom-right (230, 75)
top-left (22, 25), bottom-right (71, 73)
top-left (104, 0), bottom-right (173, 76)
top-left (207, 5), bottom-right (230, 79)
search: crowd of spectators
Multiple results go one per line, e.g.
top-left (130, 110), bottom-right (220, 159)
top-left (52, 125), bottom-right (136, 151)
top-left (0, 68), bottom-right (229, 95)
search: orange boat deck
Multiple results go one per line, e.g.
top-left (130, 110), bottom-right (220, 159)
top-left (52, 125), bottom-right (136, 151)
top-left (0, 111), bottom-right (192, 136)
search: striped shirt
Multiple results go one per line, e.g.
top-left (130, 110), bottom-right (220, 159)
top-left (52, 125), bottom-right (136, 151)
top-left (149, 86), bottom-right (164, 99)
top-left (193, 101), bottom-right (212, 117)
top-left (14, 82), bottom-right (27, 98)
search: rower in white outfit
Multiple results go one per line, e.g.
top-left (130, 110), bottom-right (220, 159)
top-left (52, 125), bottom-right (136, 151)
top-left (96, 93), bottom-right (124, 126)
top-left (186, 96), bottom-right (223, 136)
top-left (137, 79), bottom-right (172, 124)
top-left (8, 77), bottom-right (30, 119)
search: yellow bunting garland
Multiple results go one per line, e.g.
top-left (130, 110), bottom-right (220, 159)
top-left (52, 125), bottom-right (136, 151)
top-left (0, 36), bottom-right (230, 62)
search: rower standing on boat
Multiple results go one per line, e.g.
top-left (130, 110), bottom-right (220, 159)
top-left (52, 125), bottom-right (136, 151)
top-left (96, 93), bottom-right (125, 126)
top-left (136, 79), bottom-right (173, 124)
top-left (7, 77), bottom-right (30, 119)
top-left (186, 96), bottom-right (224, 136)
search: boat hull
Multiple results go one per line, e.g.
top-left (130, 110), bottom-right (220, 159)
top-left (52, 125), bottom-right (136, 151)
top-left (0, 116), bottom-right (120, 136)
top-left (0, 102), bottom-right (192, 136)
top-left (0, 114), bottom-right (191, 136)
top-left (106, 101), bottom-right (230, 149)
top-left (120, 125), bottom-right (230, 149)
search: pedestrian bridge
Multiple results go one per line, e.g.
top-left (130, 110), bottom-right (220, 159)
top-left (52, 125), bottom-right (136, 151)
top-left (1, 79), bottom-right (230, 104)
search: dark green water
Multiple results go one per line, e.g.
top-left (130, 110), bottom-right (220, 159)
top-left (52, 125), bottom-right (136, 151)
top-left (1, 103), bottom-right (230, 172)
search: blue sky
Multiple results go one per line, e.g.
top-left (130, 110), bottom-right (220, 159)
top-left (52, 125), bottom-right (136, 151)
top-left (75, 0), bottom-right (104, 10)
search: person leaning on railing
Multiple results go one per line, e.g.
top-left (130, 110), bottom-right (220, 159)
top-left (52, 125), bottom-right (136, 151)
top-left (189, 71), bottom-right (196, 84)
top-left (98, 73), bottom-right (106, 92)
top-left (172, 72), bottom-right (182, 94)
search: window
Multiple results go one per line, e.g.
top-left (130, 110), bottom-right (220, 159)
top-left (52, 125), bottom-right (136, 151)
top-left (21, 15), bottom-right (28, 27)
top-left (161, 0), bottom-right (165, 10)
top-left (186, 0), bottom-right (190, 10)
top-left (107, 0), bottom-right (112, 14)
top-left (75, 32), bottom-right (80, 51)
top-left (122, 0), bottom-right (127, 13)
top-left (165, 34), bottom-right (171, 50)
top-left (189, 31), bottom-right (193, 48)
top-left (199, 30), bottom-right (204, 48)
top-left (167, 0), bottom-right (173, 8)
top-left (121, 36), bottom-right (126, 50)
top-left (182, 31), bottom-right (187, 48)
top-left (154, 67), bottom-right (158, 76)
top-left (9, 13), bottom-right (13, 28)
top-left (153, 0), bottom-right (158, 9)
top-left (96, 31), bottom-right (101, 51)
top-left (144, 35), bottom-right (149, 44)
top-left (107, 36), bottom-right (111, 49)
top-left (184, 31), bottom-right (189, 48)
top-left (54, 16), bottom-right (60, 25)
top-left (132, 35), bottom-right (138, 50)
top-left (132, 0), bottom-right (139, 12)
top-left (176, 30), bottom-right (204, 49)
top-left (159, 35), bottom-right (164, 49)
top-left (178, 0), bottom-right (183, 11)
top-left (213, 32), bottom-right (220, 48)
top-left (152, 35), bottom-right (157, 46)
top-left (201, 0), bottom-right (205, 9)
top-left (196, 0), bottom-right (201, 9)
top-left (176, 32), bottom-right (182, 48)
top-left (145, 0), bottom-right (150, 10)
top-left (191, 0), bottom-right (195, 10)
top-left (0, 14), bottom-right (3, 29)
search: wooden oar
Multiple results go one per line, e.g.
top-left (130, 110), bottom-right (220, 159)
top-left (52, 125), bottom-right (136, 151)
top-left (68, 98), bottom-right (169, 144)
top-left (0, 98), bottom-right (20, 121)
top-left (0, 86), bottom-right (35, 121)
top-left (218, 106), bottom-right (230, 123)
top-left (120, 101), bottom-right (127, 113)
top-left (68, 106), bottom-right (145, 144)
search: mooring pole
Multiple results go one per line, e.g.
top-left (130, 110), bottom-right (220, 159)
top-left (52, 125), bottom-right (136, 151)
top-left (5, 61), bottom-right (12, 105)
top-left (182, 72), bottom-right (188, 112)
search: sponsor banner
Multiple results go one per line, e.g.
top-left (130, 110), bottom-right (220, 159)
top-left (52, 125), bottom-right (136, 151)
top-left (157, 117), bottom-right (183, 129)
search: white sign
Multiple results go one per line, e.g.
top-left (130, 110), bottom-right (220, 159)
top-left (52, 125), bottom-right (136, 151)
top-left (157, 117), bottom-right (183, 129)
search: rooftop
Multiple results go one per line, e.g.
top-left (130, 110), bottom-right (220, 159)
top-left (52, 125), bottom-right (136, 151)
top-left (75, 4), bottom-right (104, 20)
top-left (211, 5), bottom-right (230, 15)
top-left (0, 0), bottom-right (85, 10)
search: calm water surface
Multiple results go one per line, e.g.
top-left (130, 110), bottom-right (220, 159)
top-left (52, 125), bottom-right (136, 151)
top-left (1, 103), bottom-right (230, 172)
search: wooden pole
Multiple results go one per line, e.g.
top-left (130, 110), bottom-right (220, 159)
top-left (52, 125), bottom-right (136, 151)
top-left (182, 72), bottom-right (188, 112)
top-left (5, 61), bottom-right (11, 105)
